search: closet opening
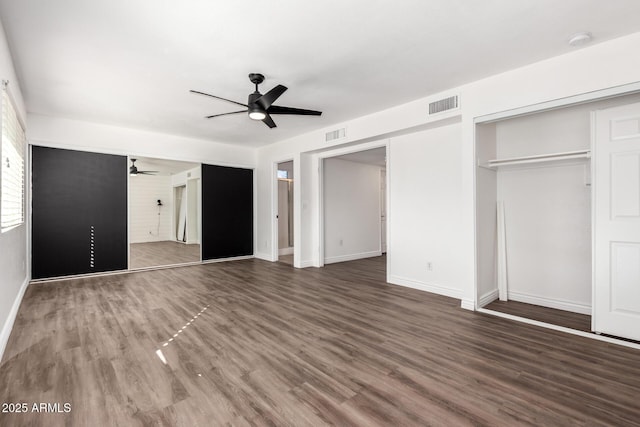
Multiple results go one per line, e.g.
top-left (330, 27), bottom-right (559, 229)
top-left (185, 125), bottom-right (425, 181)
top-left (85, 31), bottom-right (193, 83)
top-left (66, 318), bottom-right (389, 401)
top-left (475, 91), bottom-right (640, 341)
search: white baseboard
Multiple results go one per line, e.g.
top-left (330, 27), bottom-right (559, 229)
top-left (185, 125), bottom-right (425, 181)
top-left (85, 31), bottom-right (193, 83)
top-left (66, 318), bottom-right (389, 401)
top-left (324, 250), bottom-right (381, 265)
top-left (0, 277), bottom-right (29, 364)
top-left (387, 275), bottom-right (463, 300)
top-left (130, 238), bottom-right (172, 244)
top-left (479, 289), bottom-right (499, 308)
top-left (278, 247), bottom-right (294, 256)
top-left (299, 260), bottom-right (315, 268)
top-left (508, 291), bottom-right (591, 315)
top-left (460, 299), bottom-right (475, 311)
top-left (254, 252), bottom-right (273, 262)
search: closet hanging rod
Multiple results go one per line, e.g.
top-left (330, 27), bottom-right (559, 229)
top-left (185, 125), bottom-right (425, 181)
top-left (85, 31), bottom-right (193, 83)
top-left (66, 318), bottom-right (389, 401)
top-left (482, 149), bottom-right (591, 169)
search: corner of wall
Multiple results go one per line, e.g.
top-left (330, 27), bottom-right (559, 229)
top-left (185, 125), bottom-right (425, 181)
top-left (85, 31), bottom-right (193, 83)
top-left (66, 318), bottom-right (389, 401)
top-left (460, 299), bottom-right (475, 311)
top-left (254, 252), bottom-right (275, 262)
top-left (479, 289), bottom-right (499, 308)
top-left (298, 260), bottom-right (316, 268)
top-left (387, 274), bottom-right (463, 301)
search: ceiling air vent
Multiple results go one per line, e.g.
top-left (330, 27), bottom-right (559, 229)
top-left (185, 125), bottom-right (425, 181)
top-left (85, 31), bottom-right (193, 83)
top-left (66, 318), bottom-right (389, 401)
top-left (429, 95), bottom-right (459, 115)
top-left (325, 127), bottom-right (346, 142)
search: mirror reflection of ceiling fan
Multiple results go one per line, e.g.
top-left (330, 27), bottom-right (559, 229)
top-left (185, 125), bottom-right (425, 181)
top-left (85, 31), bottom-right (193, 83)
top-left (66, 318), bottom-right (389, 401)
top-left (129, 158), bottom-right (158, 176)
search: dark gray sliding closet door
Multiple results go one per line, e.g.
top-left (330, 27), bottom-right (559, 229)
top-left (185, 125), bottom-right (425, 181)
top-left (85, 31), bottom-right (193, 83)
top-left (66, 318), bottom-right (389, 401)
top-left (201, 164), bottom-right (253, 260)
top-left (32, 146), bottom-right (128, 279)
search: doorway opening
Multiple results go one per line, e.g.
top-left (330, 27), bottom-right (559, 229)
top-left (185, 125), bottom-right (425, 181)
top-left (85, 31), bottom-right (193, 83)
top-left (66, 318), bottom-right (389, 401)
top-left (277, 161), bottom-right (294, 265)
top-left (321, 147), bottom-right (387, 267)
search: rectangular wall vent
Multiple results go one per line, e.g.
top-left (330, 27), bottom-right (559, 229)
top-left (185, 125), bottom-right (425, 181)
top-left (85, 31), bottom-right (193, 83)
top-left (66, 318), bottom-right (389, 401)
top-left (325, 127), bottom-right (346, 142)
top-left (429, 95), bottom-right (459, 115)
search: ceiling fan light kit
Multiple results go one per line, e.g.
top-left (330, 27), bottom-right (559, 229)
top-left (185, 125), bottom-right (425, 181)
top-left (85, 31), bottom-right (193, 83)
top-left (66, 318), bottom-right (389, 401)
top-left (191, 73), bottom-right (322, 128)
top-left (248, 110), bottom-right (266, 120)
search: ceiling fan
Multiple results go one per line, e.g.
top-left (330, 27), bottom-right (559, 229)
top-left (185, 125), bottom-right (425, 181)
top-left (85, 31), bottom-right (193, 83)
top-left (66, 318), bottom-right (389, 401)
top-left (129, 159), bottom-right (158, 176)
top-left (191, 73), bottom-right (322, 128)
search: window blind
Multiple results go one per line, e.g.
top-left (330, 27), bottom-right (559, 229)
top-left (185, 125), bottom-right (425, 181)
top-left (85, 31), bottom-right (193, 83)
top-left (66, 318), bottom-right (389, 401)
top-left (1, 81), bottom-right (25, 231)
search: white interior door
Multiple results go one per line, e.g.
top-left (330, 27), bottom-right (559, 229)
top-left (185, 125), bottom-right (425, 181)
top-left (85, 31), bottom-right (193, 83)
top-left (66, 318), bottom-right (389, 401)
top-left (593, 101), bottom-right (640, 341)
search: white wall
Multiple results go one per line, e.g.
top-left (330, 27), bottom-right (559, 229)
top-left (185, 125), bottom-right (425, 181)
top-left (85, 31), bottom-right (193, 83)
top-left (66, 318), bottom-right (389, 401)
top-left (387, 123), bottom-right (466, 299)
top-left (27, 114), bottom-right (255, 168)
top-left (495, 105), bottom-right (593, 313)
top-left (498, 164), bottom-right (591, 312)
top-left (299, 152), bottom-right (314, 267)
top-left (323, 158), bottom-right (381, 264)
top-left (0, 19), bottom-right (28, 362)
top-left (171, 166), bottom-right (201, 186)
top-left (129, 174), bottom-right (172, 243)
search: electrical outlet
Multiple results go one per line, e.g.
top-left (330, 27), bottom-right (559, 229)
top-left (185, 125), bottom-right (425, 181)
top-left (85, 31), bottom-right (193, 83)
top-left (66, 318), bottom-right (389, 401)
top-left (427, 261), bottom-right (433, 271)
top-left (339, 239), bottom-right (343, 246)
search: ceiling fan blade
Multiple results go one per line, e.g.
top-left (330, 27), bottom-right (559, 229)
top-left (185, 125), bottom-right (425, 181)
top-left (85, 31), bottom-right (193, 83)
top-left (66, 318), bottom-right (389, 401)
top-left (137, 171), bottom-right (159, 175)
top-left (190, 90), bottom-right (248, 108)
top-left (256, 85), bottom-right (287, 110)
top-left (268, 105), bottom-right (322, 116)
top-left (262, 114), bottom-right (277, 128)
top-left (206, 110), bottom-right (246, 119)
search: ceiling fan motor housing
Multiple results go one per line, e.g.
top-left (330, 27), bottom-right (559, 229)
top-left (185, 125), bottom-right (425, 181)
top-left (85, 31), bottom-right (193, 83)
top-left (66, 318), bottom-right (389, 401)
top-left (247, 92), bottom-right (265, 118)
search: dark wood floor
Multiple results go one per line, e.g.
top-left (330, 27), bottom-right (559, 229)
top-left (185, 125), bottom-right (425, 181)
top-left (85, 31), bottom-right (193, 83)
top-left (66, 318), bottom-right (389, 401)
top-left (1, 256), bottom-right (640, 426)
top-left (130, 241), bottom-right (200, 269)
top-left (485, 299), bottom-right (592, 332)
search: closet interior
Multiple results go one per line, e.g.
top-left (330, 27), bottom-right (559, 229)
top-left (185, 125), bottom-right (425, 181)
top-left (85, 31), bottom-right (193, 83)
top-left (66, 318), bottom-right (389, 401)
top-left (475, 92), bottom-right (640, 333)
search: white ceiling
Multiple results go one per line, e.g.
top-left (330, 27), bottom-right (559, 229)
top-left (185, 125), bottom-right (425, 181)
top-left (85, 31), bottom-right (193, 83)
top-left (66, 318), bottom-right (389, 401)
top-left (2, 1), bottom-right (640, 148)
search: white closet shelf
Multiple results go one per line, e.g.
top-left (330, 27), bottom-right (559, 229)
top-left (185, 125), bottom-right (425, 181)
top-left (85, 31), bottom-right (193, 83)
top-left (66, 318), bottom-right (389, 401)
top-left (480, 149), bottom-right (591, 169)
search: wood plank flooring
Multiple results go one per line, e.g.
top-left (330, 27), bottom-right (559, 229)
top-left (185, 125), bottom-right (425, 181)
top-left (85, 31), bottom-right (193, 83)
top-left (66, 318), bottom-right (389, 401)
top-left (130, 241), bottom-right (200, 269)
top-left (485, 299), bottom-right (592, 332)
top-left (1, 256), bottom-right (640, 426)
